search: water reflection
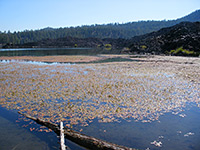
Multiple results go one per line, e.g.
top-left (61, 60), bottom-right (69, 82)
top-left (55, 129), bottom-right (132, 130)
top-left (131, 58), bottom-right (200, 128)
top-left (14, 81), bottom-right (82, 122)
top-left (0, 106), bottom-right (85, 150)
top-left (78, 103), bottom-right (200, 150)
top-left (0, 47), bottom-right (121, 56)
top-left (0, 106), bottom-right (58, 150)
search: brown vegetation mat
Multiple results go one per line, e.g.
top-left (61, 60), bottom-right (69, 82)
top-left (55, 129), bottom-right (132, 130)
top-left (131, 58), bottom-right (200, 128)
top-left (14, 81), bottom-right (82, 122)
top-left (0, 55), bottom-right (103, 63)
top-left (0, 55), bottom-right (199, 149)
top-left (129, 55), bottom-right (200, 83)
top-left (0, 55), bottom-right (130, 63)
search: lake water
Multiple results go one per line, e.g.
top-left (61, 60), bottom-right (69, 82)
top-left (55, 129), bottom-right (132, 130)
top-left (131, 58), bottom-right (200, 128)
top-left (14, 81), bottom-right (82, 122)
top-left (77, 103), bottom-right (200, 150)
top-left (0, 47), bottom-right (121, 56)
top-left (0, 106), bottom-right (86, 150)
top-left (1, 103), bottom-right (200, 150)
top-left (0, 106), bottom-right (59, 150)
top-left (0, 49), bottom-right (200, 150)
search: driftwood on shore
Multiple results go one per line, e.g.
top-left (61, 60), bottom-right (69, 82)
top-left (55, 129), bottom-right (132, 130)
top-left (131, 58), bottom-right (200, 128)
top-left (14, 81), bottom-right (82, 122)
top-left (18, 112), bottom-right (135, 150)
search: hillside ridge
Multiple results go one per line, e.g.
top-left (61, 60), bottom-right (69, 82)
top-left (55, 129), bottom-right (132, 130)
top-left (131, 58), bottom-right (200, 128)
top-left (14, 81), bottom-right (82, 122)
top-left (0, 9), bottom-right (199, 45)
top-left (3, 21), bottom-right (200, 57)
top-left (126, 21), bottom-right (200, 56)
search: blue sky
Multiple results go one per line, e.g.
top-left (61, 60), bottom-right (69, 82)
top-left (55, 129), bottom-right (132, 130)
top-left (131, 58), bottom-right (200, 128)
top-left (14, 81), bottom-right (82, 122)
top-left (0, 0), bottom-right (199, 32)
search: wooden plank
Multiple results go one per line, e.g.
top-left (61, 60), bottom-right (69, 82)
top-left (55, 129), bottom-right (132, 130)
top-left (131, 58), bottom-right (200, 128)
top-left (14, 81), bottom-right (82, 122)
top-left (60, 122), bottom-right (66, 150)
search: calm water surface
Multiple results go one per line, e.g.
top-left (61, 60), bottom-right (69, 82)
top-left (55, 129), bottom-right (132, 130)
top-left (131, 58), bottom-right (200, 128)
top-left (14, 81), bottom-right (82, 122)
top-left (1, 103), bottom-right (200, 150)
top-left (0, 106), bottom-right (58, 150)
top-left (77, 103), bottom-right (200, 150)
top-left (0, 47), bottom-right (121, 56)
top-left (0, 106), bottom-right (85, 150)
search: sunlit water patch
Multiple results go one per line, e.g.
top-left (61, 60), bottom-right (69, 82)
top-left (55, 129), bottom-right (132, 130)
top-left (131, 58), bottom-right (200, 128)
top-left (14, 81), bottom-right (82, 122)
top-left (0, 61), bottom-right (200, 149)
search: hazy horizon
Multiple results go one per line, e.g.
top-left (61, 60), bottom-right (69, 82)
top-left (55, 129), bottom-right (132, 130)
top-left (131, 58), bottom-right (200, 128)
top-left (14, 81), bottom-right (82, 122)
top-left (0, 0), bottom-right (199, 32)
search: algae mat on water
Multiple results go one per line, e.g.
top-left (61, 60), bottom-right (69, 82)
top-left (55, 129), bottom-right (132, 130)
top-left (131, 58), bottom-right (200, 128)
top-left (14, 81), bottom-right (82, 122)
top-left (0, 57), bottom-right (199, 129)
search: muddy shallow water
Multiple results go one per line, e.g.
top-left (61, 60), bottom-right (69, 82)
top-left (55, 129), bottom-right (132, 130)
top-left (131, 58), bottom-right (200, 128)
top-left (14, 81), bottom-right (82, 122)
top-left (0, 55), bottom-right (200, 149)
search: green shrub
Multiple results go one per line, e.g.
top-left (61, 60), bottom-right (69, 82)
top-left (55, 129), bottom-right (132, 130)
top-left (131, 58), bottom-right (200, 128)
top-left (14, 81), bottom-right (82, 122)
top-left (105, 44), bottom-right (112, 47)
top-left (169, 47), bottom-right (199, 57)
top-left (140, 45), bottom-right (147, 49)
top-left (104, 44), bottom-right (112, 50)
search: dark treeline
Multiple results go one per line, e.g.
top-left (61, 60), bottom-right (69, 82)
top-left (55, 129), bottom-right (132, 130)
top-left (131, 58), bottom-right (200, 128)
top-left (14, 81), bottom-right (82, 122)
top-left (0, 9), bottom-right (199, 45)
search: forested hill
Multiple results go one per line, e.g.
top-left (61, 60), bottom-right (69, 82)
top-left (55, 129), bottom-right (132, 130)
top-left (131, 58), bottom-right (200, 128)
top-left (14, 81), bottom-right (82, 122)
top-left (126, 22), bottom-right (200, 56)
top-left (0, 9), bottom-right (200, 46)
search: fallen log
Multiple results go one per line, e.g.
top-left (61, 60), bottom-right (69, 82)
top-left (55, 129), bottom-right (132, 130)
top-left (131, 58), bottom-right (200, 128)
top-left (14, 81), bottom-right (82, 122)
top-left (18, 111), bottom-right (135, 150)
